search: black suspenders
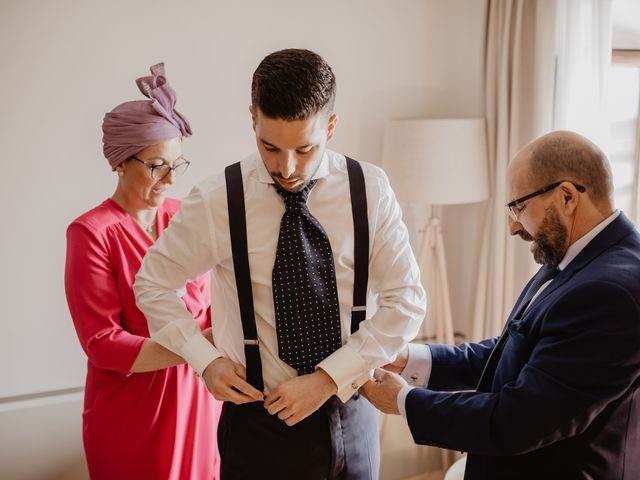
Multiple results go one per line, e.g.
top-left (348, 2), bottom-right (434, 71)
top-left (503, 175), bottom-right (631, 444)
top-left (225, 165), bottom-right (264, 392)
top-left (345, 158), bottom-right (369, 334)
top-left (224, 157), bottom-right (369, 390)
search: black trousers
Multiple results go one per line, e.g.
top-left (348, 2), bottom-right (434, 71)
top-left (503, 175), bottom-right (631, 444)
top-left (218, 394), bottom-right (380, 480)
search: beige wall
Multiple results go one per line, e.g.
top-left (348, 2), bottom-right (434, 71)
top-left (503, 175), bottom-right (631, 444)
top-left (0, 394), bottom-right (86, 480)
top-left (0, 0), bottom-right (486, 478)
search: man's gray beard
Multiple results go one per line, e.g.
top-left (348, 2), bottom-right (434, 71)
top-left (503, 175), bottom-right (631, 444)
top-left (531, 207), bottom-right (568, 266)
top-left (519, 206), bottom-right (568, 266)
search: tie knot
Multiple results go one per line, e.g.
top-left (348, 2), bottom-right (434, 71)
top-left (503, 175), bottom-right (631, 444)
top-left (274, 179), bottom-right (317, 209)
top-left (529, 264), bottom-right (560, 295)
top-left (539, 263), bottom-right (560, 283)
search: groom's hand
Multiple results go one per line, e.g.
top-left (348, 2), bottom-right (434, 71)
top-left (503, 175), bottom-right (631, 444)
top-left (264, 369), bottom-right (337, 426)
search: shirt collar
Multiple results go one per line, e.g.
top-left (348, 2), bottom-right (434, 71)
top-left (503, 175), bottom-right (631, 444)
top-left (255, 151), bottom-right (331, 184)
top-left (558, 210), bottom-right (620, 270)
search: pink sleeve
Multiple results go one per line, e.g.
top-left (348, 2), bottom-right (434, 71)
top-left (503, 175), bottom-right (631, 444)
top-left (65, 222), bottom-right (145, 375)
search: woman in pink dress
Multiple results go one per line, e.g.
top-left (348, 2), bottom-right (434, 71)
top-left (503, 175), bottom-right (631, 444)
top-left (65, 63), bottom-right (221, 479)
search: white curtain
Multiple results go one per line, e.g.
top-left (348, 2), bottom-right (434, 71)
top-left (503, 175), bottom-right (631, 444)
top-left (554, 0), bottom-right (613, 148)
top-left (450, 4), bottom-right (613, 478)
top-left (471, 0), bottom-right (558, 341)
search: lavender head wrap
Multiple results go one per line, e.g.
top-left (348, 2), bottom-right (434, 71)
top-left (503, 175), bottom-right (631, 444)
top-left (102, 63), bottom-right (192, 170)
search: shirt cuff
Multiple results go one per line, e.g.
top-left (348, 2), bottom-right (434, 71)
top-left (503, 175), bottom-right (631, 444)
top-left (397, 385), bottom-right (415, 418)
top-left (317, 344), bottom-right (372, 403)
top-left (400, 343), bottom-right (432, 387)
top-left (180, 333), bottom-right (222, 377)
top-left (336, 371), bottom-right (371, 403)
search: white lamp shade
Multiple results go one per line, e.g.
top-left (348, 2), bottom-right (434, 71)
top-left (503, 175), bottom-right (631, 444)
top-left (381, 118), bottom-right (490, 206)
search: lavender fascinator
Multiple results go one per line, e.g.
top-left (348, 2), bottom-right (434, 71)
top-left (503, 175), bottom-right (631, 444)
top-left (102, 63), bottom-right (192, 170)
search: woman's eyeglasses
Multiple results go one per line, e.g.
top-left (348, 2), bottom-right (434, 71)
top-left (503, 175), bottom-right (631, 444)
top-left (129, 155), bottom-right (191, 180)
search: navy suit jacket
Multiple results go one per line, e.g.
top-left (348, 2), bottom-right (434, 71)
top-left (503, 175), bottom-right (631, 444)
top-left (405, 213), bottom-right (640, 479)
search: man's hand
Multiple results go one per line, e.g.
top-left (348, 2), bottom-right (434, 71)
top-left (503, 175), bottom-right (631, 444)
top-left (202, 357), bottom-right (264, 404)
top-left (383, 346), bottom-right (409, 374)
top-left (360, 368), bottom-right (408, 415)
top-left (264, 369), bottom-right (337, 426)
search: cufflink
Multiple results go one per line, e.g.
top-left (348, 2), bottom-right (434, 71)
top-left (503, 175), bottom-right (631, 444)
top-left (410, 373), bottom-right (418, 386)
top-left (351, 382), bottom-right (358, 390)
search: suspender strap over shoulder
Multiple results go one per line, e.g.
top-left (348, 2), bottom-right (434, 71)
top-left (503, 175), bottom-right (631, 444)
top-left (345, 157), bottom-right (370, 334)
top-left (225, 162), bottom-right (264, 392)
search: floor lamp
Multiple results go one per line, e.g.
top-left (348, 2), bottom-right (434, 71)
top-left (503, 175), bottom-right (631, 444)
top-left (382, 117), bottom-right (489, 345)
top-left (381, 118), bottom-right (489, 477)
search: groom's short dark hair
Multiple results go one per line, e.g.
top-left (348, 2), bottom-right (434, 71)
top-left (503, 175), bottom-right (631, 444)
top-left (251, 48), bottom-right (336, 120)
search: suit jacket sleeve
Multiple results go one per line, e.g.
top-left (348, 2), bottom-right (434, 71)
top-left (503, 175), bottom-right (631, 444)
top-left (428, 338), bottom-right (498, 391)
top-left (405, 280), bottom-right (640, 455)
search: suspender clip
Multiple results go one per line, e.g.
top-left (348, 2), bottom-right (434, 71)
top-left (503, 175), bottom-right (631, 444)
top-left (352, 306), bottom-right (367, 312)
top-left (243, 339), bottom-right (260, 346)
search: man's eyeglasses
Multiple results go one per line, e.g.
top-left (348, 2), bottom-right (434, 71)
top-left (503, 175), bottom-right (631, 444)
top-left (505, 180), bottom-right (586, 221)
top-left (129, 155), bottom-right (191, 180)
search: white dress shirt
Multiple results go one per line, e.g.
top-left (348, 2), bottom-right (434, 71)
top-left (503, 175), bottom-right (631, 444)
top-left (396, 210), bottom-right (620, 416)
top-left (134, 150), bottom-right (426, 402)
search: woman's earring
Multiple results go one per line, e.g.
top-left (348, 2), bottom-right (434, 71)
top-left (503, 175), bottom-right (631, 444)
top-left (117, 171), bottom-right (124, 177)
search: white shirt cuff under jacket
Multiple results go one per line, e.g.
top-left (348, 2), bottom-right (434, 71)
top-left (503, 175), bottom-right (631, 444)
top-left (401, 343), bottom-right (432, 386)
top-left (397, 343), bottom-right (433, 417)
top-left (397, 386), bottom-right (414, 418)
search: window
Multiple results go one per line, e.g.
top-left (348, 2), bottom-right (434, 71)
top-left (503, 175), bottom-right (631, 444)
top-left (609, 50), bottom-right (640, 219)
top-left (610, 0), bottom-right (640, 221)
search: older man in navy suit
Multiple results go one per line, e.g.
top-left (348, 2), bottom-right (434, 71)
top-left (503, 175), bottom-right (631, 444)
top-left (362, 131), bottom-right (640, 479)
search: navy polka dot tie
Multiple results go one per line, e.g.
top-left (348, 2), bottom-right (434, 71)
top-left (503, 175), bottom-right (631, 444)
top-left (272, 180), bottom-right (342, 375)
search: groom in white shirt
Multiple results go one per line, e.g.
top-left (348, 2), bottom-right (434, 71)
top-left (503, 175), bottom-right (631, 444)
top-left (135, 48), bottom-right (425, 479)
